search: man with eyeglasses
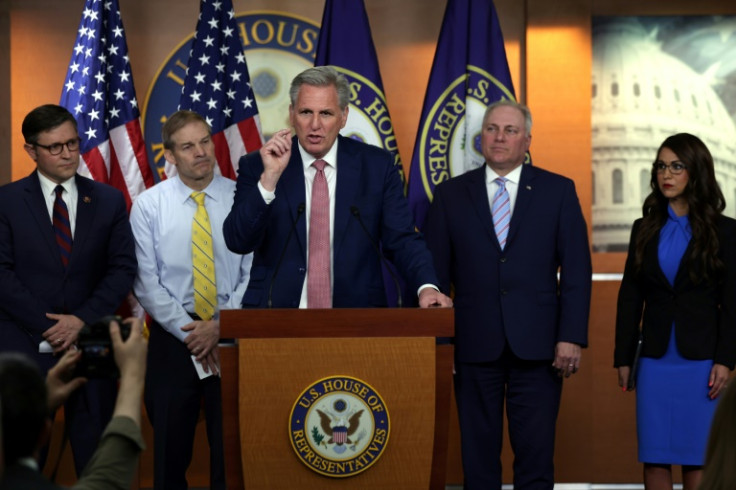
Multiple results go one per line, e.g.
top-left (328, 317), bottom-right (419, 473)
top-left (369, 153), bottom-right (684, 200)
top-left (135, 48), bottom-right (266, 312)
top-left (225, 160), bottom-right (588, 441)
top-left (0, 104), bottom-right (137, 476)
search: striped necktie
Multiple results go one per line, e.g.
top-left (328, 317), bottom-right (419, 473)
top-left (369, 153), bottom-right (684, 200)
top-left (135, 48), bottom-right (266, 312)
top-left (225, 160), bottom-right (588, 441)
top-left (307, 159), bottom-right (331, 308)
top-left (52, 185), bottom-right (73, 268)
top-left (191, 192), bottom-right (217, 320)
top-left (492, 177), bottom-right (511, 250)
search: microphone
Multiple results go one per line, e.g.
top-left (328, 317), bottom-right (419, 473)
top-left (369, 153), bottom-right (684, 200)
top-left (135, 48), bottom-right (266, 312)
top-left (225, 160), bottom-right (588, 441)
top-left (350, 206), bottom-right (403, 308)
top-left (268, 202), bottom-right (305, 308)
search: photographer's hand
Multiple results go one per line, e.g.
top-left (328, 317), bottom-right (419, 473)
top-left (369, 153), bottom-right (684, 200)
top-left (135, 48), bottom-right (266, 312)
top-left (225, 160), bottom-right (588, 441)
top-left (46, 350), bottom-right (87, 412)
top-left (181, 320), bottom-right (219, 361)
top-left (44, 313), bottom-right (84, 353)
top-left (110, 317), bottom-right (147, 425)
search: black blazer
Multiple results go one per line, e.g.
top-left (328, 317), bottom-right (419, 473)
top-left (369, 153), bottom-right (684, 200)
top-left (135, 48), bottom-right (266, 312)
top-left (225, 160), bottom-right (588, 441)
top-left (614, 215), bottom-right (736, 369)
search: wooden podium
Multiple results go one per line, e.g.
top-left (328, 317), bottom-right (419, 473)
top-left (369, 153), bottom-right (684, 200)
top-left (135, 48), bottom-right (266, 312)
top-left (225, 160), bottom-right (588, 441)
top-left (220, 308), bottom-right (454, 489)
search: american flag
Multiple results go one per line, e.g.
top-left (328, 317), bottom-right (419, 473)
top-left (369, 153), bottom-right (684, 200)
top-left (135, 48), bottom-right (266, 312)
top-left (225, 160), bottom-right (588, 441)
top-left (177, 0), bottom-right (264, 180)
top-left (60, 0), bottom-right (154, 210)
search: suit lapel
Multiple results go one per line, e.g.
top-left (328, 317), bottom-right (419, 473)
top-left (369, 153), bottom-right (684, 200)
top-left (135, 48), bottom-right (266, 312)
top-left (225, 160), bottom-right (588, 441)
top-left (333, 136), bottom-right (360, 257)
top-left (22, 172), bottom-right (62, 264)
top-left (279, 143), bottom-right (308, 258)
top-left (465, 166), bottom-right (498, 247)
top-left (672, 240), bottom-right (694, 289)
top-left (644, 234), bottom-right (678, 290)
top-left (70, 175), bottom-right (96, 268)
top-left (505, 164), bottom-right (534, 250)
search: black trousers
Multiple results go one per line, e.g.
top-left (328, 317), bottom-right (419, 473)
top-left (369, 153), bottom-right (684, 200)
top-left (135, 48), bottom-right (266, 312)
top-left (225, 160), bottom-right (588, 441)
top-left (454, 345), bottom-right (563, 490)
top-left (144, 322), bottom-right (225, 490)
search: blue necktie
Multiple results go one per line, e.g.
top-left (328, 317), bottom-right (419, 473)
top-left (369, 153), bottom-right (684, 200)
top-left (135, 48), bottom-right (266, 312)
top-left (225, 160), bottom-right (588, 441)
top-left (492, 178), bottom-right (510, 250)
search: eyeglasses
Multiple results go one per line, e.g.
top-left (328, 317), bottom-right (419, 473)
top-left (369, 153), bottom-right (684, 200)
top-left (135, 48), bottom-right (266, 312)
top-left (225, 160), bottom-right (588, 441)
top-left (34, 138), bottom-right (81, 156)
top-left (654, 162), bottom-right (688, 175)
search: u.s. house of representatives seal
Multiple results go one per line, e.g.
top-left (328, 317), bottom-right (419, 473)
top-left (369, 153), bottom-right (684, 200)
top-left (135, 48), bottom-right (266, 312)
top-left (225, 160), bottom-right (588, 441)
top-left (289, 375), bottom-right (390, 478)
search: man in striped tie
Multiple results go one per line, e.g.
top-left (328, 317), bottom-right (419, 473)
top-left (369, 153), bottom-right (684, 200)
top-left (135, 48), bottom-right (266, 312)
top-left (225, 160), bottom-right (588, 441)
top-left (0, 104), bottom-right (137, 475)
top-left (130, 110), bottom-right (252, 490)
top-left (424, 100), bottom-right (592, 489)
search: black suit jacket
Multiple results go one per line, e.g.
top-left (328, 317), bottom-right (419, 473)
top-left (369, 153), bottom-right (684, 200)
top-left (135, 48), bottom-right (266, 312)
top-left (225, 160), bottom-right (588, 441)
top-left (615, 215), bottom-right (736, 369)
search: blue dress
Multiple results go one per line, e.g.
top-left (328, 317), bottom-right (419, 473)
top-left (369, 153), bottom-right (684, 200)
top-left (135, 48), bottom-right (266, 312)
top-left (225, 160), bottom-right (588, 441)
top-left (635, 205), bottom-right (717, 465)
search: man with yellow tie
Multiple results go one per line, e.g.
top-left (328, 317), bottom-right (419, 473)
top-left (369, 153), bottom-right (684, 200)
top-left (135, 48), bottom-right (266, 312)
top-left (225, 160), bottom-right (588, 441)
top-left (129, 110), bottom-right (252, 490)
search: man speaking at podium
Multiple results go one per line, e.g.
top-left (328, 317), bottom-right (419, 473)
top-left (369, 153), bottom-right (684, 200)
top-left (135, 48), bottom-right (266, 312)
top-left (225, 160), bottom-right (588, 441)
top-left (224, 66), bottom-right (451, 310)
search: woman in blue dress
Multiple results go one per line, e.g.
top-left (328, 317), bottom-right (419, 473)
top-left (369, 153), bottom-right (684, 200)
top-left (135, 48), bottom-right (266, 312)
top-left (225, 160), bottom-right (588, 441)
top-left (615, 133), bottom-right (736, 490)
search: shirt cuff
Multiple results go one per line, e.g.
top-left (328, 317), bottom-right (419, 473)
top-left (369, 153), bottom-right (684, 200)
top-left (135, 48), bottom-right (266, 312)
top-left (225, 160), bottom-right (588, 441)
top-left (257, 180), bottom-right (276, 204)
top-left (417, 284), bottom-right (439, 296)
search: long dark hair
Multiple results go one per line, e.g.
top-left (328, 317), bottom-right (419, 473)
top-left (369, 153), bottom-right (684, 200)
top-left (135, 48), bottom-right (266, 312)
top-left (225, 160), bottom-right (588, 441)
top-left (634, 133), bottom-right (725, 282)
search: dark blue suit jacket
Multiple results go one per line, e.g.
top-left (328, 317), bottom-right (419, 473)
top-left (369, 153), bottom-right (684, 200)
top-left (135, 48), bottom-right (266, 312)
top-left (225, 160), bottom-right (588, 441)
top-left (224, 135), bottom-right (438, 308)
top-left (424, 164), bottom-right (592, 362)
top-left (0, 171), bottom-right (137, 370)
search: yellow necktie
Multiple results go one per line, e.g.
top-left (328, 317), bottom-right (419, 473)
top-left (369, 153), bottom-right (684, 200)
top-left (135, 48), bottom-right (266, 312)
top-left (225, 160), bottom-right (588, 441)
top-left (192, 192), bottom-right (217, 320)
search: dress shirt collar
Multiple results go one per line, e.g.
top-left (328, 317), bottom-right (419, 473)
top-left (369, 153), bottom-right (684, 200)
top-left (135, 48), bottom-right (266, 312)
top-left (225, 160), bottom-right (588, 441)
top-left (37, 170), bottom-right (76, 197)
top-left (485, 162), bottom-right (523, 186)
top-left (173, 173), bottom-right (224, 204)
top-left (297, 138), bottom-right (339, 170)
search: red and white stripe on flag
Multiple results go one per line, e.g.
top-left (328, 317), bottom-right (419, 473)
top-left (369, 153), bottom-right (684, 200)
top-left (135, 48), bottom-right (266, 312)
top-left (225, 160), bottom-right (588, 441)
top-left (60, 0), bottom-right (154, 210)
top-left (78, 119), bottom-right (153, 208)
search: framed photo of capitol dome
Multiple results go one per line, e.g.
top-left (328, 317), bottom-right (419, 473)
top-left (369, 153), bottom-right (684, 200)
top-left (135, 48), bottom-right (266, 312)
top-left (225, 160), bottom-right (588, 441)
top-left (591, 16), bottom-right (736, 252)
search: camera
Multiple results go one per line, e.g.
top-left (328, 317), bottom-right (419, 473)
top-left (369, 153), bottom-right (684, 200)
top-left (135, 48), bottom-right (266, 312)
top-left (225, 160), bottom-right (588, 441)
top-left (73, 315), bottom-right (130, 379)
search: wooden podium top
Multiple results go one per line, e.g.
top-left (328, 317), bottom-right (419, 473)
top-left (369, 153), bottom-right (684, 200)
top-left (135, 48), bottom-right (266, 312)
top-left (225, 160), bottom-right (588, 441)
top-left (220, 307), bottom-right (454, 338)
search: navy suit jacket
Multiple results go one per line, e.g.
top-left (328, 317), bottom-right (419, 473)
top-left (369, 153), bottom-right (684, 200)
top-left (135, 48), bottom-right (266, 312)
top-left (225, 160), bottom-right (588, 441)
top-left (223, 135), bottom-right (438, 308)
top-left (424, 164), bottom-right (592, 362)
top-left (0, 171), bottom-right (137, 370)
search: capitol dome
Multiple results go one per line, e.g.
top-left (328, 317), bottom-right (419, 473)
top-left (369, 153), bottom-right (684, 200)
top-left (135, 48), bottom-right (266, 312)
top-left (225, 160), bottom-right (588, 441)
top-left (592, 18), bottom-right (736, 252)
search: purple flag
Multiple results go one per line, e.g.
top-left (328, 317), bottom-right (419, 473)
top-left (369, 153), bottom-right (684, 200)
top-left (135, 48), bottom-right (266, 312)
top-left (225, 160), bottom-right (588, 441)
top-left (407, 0), bottom-right (520, 229)
top-left (315, 0), bottom-right (403, 182)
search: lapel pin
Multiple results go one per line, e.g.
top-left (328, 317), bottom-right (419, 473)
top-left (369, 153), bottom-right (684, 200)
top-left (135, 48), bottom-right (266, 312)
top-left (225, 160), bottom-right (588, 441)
top-left (526, 185), bottom-right (532, 190)
top-left (83, 196), bottom-right (91, 203)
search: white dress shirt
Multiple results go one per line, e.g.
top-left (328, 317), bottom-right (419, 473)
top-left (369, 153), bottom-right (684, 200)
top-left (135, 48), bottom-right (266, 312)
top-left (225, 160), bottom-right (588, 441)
top-left (130, 174), bottom-right (252, 343)
top-left (38, 172), bottom-right (77, 237)
top-left (485, 163), bottom-right (523, 218)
